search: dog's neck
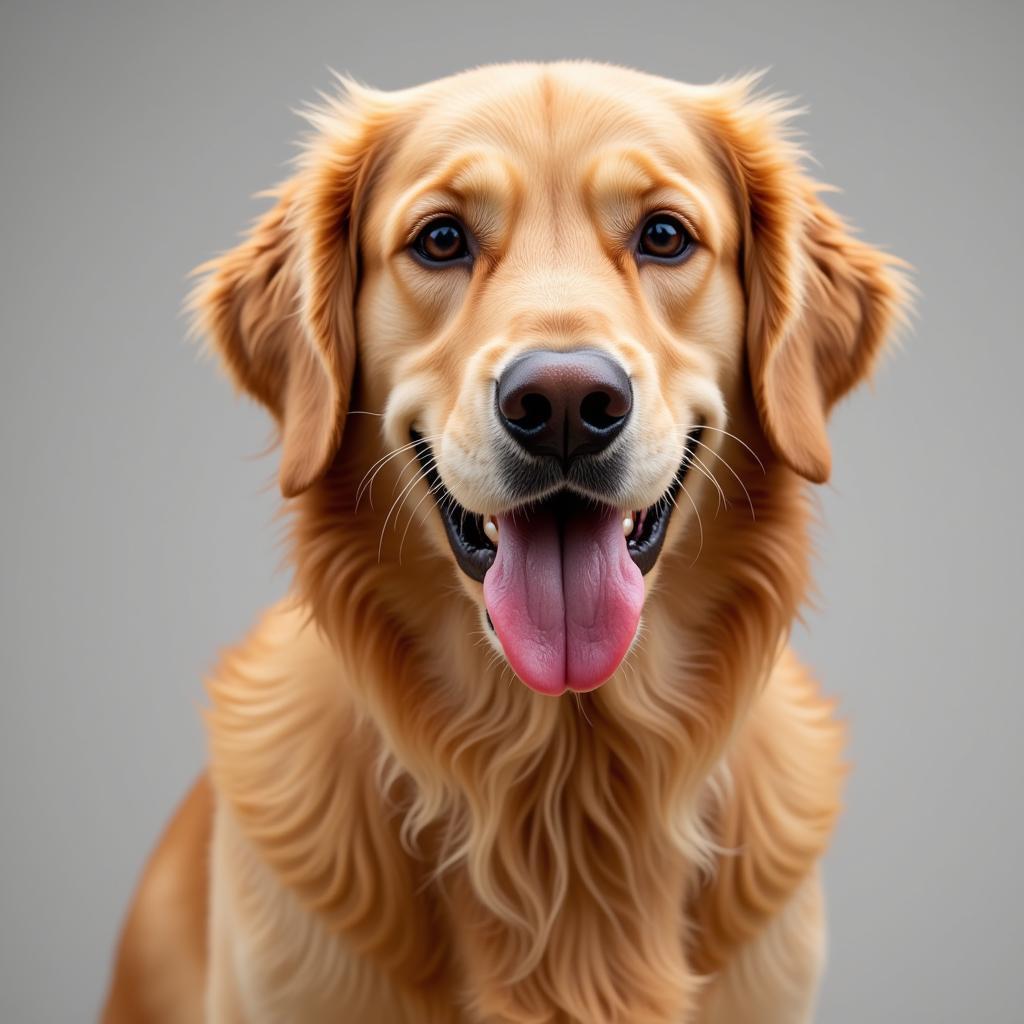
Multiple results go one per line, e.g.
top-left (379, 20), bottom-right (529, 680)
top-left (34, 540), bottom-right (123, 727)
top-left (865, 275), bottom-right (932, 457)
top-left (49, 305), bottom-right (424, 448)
top-left (208, 446), bottom-right (812, 1020)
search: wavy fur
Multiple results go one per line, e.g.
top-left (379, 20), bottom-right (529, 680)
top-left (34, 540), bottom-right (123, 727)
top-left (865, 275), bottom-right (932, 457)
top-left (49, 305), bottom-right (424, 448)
top-left (104, 62), bottom-right (906, 1024)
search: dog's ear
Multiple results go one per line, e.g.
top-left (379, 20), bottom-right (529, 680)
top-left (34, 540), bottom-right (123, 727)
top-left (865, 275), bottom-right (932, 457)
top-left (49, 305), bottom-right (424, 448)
top-left (191, 87), bottom-right (392, 497)
top-left (700, 82), bottom-right (909, 483)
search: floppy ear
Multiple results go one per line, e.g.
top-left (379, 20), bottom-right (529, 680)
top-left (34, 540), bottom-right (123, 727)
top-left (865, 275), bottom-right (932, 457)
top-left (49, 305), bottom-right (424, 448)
top-left (191, 87), bottom-right (390, 497)
top-left (703, 83), bottom-right (909, 483)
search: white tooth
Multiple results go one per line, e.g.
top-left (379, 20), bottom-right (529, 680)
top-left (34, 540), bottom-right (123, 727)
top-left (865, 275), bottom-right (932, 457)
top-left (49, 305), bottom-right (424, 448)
top-left (622, 515), bottom-right (634, 537)
top-left (484, 517), bottom-right (499, 544)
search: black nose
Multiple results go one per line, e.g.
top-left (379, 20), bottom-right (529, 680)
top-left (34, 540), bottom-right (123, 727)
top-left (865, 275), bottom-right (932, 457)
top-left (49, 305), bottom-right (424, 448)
top-left (496, 349), bottom-right (632, 465)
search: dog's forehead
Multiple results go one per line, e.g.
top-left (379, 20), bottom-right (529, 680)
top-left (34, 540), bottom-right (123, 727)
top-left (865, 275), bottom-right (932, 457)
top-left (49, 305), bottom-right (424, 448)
top-left (384, 64), bottom-right (717, 191)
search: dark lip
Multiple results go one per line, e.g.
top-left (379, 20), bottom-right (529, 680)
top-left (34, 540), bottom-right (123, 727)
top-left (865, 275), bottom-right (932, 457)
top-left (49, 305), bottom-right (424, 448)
top-left (411, 425), bottom-right (705, 583)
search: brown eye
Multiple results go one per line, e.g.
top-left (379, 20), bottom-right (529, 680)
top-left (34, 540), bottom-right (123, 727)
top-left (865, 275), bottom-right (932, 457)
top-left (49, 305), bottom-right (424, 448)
top-left (638, 214), bottom-right (694, 261)
top-left (413, 217), bottom-right (469, 263)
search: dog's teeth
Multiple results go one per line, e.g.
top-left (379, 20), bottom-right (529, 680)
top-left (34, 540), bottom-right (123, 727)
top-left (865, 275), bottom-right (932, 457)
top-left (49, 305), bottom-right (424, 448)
top-left (483, 517), bottom-right (499, 544)
top-left (622, 515), bottom-right (634, 537)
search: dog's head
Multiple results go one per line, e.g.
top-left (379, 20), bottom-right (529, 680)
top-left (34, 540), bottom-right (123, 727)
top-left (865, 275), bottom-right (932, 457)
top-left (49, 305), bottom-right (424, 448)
top-left (193, 63), bottom-right (905, 695)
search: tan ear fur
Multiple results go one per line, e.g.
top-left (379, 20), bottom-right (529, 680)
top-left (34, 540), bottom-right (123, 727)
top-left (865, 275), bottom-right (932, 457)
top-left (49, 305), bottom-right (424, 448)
top-left (702, 83), bottom-right (909, 483)
top-left (190, 86), bottom-right (392, 497)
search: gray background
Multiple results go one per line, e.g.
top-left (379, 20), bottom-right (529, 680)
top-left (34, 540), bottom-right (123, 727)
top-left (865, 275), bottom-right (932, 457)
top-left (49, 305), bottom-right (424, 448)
top-left (1, 0), bottom-right (1020, 1020)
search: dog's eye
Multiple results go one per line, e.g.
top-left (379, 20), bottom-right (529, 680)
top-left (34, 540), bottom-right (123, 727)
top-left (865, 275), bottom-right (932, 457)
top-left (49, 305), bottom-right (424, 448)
top-left (413, 217), bottom-right (469, 264)
top-left (637, 214), bottom-right (694, 261)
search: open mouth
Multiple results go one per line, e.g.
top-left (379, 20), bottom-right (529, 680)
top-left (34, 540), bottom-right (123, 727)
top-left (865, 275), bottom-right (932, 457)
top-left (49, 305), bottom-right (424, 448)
top-left (411, 426), bottom-right (703, 694)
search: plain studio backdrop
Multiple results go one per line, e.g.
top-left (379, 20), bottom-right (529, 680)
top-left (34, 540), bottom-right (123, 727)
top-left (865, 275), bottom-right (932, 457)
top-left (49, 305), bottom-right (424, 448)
top-left (1, 1), bottom-right (1021, 1020)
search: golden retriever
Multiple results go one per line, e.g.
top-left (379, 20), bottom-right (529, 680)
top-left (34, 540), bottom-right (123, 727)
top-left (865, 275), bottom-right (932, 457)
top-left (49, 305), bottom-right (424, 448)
top-left (103, 61), bottom-right (907, 1023)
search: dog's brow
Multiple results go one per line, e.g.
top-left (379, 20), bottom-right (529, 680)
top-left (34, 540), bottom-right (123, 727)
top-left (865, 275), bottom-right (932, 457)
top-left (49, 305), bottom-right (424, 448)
top-left (383, 148), bottom-right (522, 251)
top-left (584, 148), bottom-right (719, 250)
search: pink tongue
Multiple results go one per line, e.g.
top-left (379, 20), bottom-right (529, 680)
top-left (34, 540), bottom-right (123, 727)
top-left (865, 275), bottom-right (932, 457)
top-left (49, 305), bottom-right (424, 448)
top-left (482, 503), bottom-right (643, 694)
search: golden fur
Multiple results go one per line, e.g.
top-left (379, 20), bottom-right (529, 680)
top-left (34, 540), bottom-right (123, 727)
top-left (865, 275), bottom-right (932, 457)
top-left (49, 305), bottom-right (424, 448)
top-left (103, 62), bottom-right (906, 1023)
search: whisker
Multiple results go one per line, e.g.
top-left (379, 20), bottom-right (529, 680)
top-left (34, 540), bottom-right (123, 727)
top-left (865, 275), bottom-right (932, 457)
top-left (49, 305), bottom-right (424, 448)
top-left (389, 438), bottom-right (443, 497)
top-left (697, 424), bottom-right (765, 473)
top-left (691, 435), bottom-right (756, 521)
top-left (398, 453), bottom-right (449, 531)
top-left (356, 436), bottom-right (424, 493)
top-left (438, 486), bottom-right (460, 524)
top-left (398, 479), bottom-right (446, 564)
top-left (355, 439), bottom-right (423, 511)
top-left (689, 454), bottom-right (726, 513)
top-left (378, 459), bottom-right (436, 563)
top-left (393, 459), bottom-right (437, 529)
top-left (679, 483), bottom-right (704, 565)
top-left (355, 433), bottom-right (441, 512)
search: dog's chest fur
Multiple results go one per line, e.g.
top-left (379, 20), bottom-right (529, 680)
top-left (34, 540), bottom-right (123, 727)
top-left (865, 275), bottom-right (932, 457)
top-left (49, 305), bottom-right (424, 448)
top-left (209, 607), bottom-right (706, 1021)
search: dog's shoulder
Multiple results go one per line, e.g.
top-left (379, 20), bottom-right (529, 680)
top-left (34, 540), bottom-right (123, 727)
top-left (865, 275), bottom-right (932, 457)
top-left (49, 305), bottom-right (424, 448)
top-left (689, 649), bottom-right (845, 974)
top-left (205, 600), bottom-right (447, 988)
top-left (205, 599), bottom-right (366, 785)
top-left (205, 599), bottom-right (377, 910)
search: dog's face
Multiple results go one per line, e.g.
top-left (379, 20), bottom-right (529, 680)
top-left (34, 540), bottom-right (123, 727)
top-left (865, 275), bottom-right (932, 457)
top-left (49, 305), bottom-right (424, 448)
top-left (195, 63), bottom-right (903, 695)
top-left (360, 67), bottom-right (745, 695)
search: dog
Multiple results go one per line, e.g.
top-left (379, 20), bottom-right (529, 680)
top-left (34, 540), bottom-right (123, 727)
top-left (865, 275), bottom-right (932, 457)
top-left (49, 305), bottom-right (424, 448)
top-left (102, 61), bottom-right (907, 1023)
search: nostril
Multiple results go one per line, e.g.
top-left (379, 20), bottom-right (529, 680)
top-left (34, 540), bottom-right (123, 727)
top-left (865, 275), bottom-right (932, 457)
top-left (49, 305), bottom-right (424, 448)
top-left (510, 392), bottom-right (552, 432)
top-left (496, 349), bottom-right (631, 461)
top-left (579, 391), bottom-right (623, 431)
